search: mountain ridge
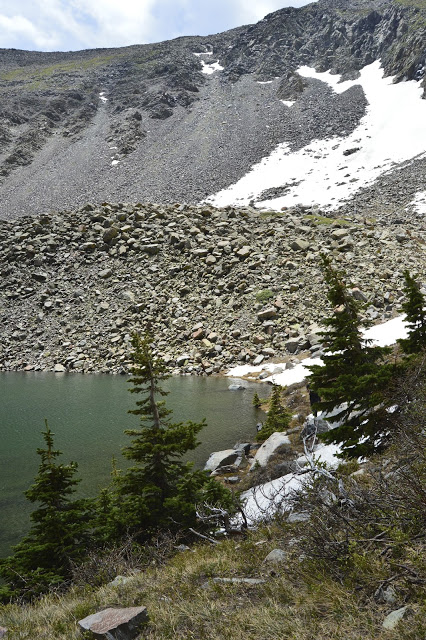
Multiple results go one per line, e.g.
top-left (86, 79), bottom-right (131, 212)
top-left (0, 0), bottom-right (425, 219)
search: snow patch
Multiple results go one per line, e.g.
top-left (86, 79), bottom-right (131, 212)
top-left (99, 92), bottom-right (108, 103)
top-left (200, 59), bottom-right (224, 75)
top-left (407, 190), bottom-right (426, 215)
top-left (280, 100), bottom-right (295, 107)
top-left (227, 315), bottom-right (409, 384)
top-left (111, 160), bottom-right (120, 166)
top-left (257, 80), bottom-right (273, 85)
top-left (241, 442), bottom-right (342, 523)
top-left (206, 61), bottom-right (426, 211)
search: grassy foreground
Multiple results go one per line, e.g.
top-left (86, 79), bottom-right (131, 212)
top-left (0, 517), bottom-right (424, 639)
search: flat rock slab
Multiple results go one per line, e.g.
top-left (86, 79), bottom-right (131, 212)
top-left (250, 432), bottom-right (291, 470)
top-left (79, 606), bottom-right (148, 640)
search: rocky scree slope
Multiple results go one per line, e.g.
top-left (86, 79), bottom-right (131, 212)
top-left (0, 0), bottom-right (425, 219)
top-left (1, 202), bottom-right (424, 374)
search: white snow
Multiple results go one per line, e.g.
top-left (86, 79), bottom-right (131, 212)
top-left (257, 80), bottom-right (273, 85)
top-left (241, 442), bottom-right (342, 523)
top-left (193, 50), bottom-right (213, 57)
top-left (227, 315), bottom-right (409, 384)
top-left (363, 315), bottom-right (408, 347)
top-left (232, 313), bottom-right (410, 523)
top-left (99, 92), bottom-right (108, 102)
top-left (200, 60), bottom-right (224, 75)
top-left (111, 160), bottom-right (120, 166)
top-left (227, 357), bottom-right (321, 387)
top-left (206, 61), bottom-right (426, 210)
top-left (280, 100), bottom-right (294, 107)
top-left (407, 190), bottom-right (426, 215)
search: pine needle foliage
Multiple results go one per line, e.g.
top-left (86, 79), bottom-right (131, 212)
top-left (307, 256), bottom-right (396, 458)
top-left (398, 269), bottom-right (426, 355)
top-left (116, 333), bottom-right (230, 540)
top-left (0, 422), bottom-right (90, 600)
top-left (256, 384), bottom-right (292, 442)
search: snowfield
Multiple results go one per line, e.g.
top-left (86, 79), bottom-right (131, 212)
top-left (207, 61), bottom-right (426, 210)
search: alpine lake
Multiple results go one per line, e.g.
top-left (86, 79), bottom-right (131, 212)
top-left (0, 371), bottom-right (269, 556)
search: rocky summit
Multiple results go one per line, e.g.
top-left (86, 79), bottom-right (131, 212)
top-left (0, 201), bottom-right (424, 374)
top-left (0, 0), bottom-right (425, 219)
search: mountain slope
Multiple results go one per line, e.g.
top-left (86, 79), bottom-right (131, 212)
top-left (0, 0), bottom-right (425, 220)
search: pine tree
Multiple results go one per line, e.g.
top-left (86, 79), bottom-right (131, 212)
top-left (116, 333), bottom-right (223, 539)
top-left (0, 422), bottom-right (90, 600)
top-left (256, 384), bottom-right (292, 442)
top-left (252, 392), bottom-right (262, 408)
top-left (307, 256), bottom-right (395, 458)
top-left (398, 270), bottom-right (426, 355)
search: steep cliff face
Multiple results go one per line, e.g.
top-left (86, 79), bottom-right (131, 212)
top-left (0, 0), bottom-right (424, 219)
top-left (222, 0), bottom-right (426, 86)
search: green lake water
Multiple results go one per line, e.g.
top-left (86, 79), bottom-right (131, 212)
top-left (0, 372), bottom-right (267, 556)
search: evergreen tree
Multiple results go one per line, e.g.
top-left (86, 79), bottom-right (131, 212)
top-left (398, 270), bottom-right (426, 354)
top-left (307, 256), bottom-right (395, 458)
top-left (116, 333), bottom-right (228, 539)
top-left (0, 422), bottom-right (90, 600)
top-left (256, 384), bottom-right (292, 442)
top-left (252, 392), bottom-right (262, 409)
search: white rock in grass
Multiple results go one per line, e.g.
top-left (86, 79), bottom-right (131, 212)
top-left (382, 606), bottom-right (410, 630)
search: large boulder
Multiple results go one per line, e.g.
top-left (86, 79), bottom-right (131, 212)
top-left (204, 449), bottom-right (240, 472)
top-left (250, 432), bottom-right (291, 470)
top-left (78, 606), bottom-right (148, 640)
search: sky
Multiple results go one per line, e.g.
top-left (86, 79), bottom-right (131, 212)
top-left (0, 0), bottom-right (314, 52)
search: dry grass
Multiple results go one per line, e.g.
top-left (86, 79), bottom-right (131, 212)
top-left (0, 523), bottom-right (424, 639)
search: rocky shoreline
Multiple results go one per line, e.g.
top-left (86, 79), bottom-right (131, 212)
top-left (0, 201), bottom-right (425, 375)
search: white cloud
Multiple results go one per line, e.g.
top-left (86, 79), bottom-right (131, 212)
top-left (0, 0), bottom-right (314, 52)
top-left (0, 13), bottom-right (58, 48)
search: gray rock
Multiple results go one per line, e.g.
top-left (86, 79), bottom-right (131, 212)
top-left (382, 606), bottom-right (410, 630)
top-left (257, 307), bottom-right (277, 321)
top-left (287, 511), bottom-right (310, 523)
top-left (301, 416), bottom-right (330, 439)
top-left (53, 363), bottom-right (66, 372)
top-left (331, 228), bottom-right (349, 240)
top-left (78, 606), bottom-right (148, 640)
top-left (290, 239), bottom-right (310, 251)
top-left (350, 287), bottom-right (368, 302)
top-left (109, 575), bottom-right (133, 587)
top-left (374, 584), bottom-right (397, 605)
top-left (103, 227), bottom-right (119, 243)
top-left (236, 246), bottom-right (252, 259)
top-left (263, 549), bottom-right (287, 564)
top-left (250, 432), bottom-right (291, 469)
top-left (204, 449), bottom-right (239, 472)
top-left (0, 627), bottom-right (7, 639)
top-left (99, 268), bottom-right (113, 279)
top-left (141, 244), bottom-right (160, 255)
